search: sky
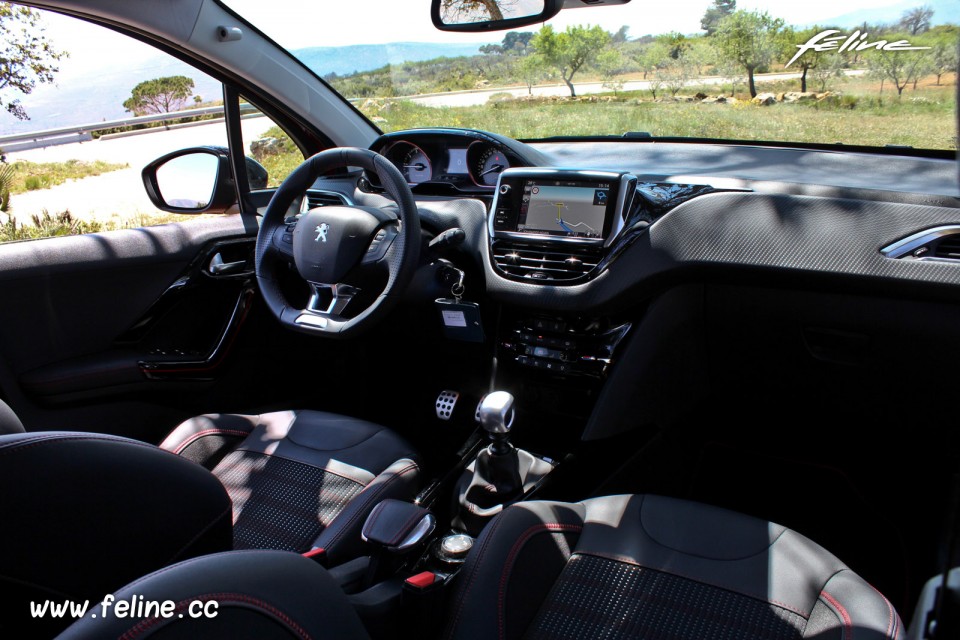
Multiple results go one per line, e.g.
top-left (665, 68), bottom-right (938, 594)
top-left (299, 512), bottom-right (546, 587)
top-left (36, 0), bottom-right (911, 71)
top-left (0, 0), bottom-right (927, 133)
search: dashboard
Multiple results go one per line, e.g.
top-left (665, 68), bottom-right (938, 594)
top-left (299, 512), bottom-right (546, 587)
top-left (341, 127), bottom-right (960, 390)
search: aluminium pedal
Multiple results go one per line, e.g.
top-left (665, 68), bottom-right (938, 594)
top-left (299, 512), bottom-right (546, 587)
top-left (435, 390), bottom-right (460, 420)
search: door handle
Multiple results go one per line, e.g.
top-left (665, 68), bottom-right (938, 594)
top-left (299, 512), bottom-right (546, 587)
top-left (209, 252), bottom-right (248, 275)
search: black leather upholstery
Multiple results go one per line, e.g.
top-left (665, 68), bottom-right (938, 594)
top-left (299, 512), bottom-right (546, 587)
top-left (0, 432), bottom-right (232, 638)
top-left (0, 398), bottom-right (24, 434)
top-left (59, 550), bottom-right (370, 640)
top-left (160, 410), bottom-right (420, 563)
top-left (444, 494), bottom-right (904, 640)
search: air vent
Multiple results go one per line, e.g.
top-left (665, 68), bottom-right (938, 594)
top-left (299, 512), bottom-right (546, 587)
top-left (492, 244), bottom-right (601, 282)
top-left (881, 225), bottom-right (960, 262)
top-left (304, 190), bottom-right (348, 210)
top-left (934, 235), bottom-right (960, 259)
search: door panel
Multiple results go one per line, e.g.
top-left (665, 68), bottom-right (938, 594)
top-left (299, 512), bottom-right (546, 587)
top-left (0, 215), bottom-right (258, 440)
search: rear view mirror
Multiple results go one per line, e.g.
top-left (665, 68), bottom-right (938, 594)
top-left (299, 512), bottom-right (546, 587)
top-left (142, 147), bottom-right (236, 214)
top-left (431, 0), bottom-right (560, 32)
top-left (431, 0), bottom-right (631, 32)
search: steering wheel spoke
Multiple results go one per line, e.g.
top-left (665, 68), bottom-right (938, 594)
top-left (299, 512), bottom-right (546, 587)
top-left (306, 282), bottom-right (359, 318)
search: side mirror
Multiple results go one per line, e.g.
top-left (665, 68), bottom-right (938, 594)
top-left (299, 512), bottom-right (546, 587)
top-left (431, 0), bottom-right (560, 32)
top-left (142, 148), bottom-right (236, 214)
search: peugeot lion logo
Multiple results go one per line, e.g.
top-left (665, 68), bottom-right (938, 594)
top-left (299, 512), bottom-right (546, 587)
top-left (314, 223), bottom-right (329, 243)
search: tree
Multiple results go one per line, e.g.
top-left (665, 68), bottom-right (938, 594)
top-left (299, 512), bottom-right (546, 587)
top-left (899, 5), bottom-right (934, 36)
top-left (532, 24), bottom-right (610, 96)
top-left (439, 0), bottom-right (511, 23)
top-left (0, 3), bottom-right (67, 120)
top-left (808, 53), bottom-right (846, 92)
top-left (714, 10), bottom-right (785, 98)
top-left (684, 37), bottom-right (717, 76)
top-left (612, 25), bottom-right (630, 44)
top-left (716, 59), bottom-right (744, 97)
top-left (631, 40), bottom-right (672, 80)
top-left (596, 49), bottom-right (626, 96)
top-left (502, 31), bottom-right (533, 54)
top-left (866, 41), bottom-right (928, 96)
top-left (701, 0), bottom-right (736, 36)
top-left (927, 33), bottom-right (958, 85)
top-left (123, 76), bottom-right (197, 115)
top-left (784, 26), bottom-right (834, 92)
top-left (517, 54), bottom-right (549, 94)
top-left (660, 59), bottom-right (690, 97)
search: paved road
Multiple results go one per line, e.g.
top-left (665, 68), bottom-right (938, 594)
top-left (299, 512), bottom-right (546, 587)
top-left (5, 117), bottom-right (274, 226)
top-left (411, 71), bottom-right (863, 107)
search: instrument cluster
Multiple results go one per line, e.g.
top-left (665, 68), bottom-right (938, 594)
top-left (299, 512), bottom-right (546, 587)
top-left (362, 130), bottom-right (525, 195)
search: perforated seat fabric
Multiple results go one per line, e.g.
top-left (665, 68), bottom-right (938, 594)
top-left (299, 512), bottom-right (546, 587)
top-left (160, 410), bottom-right (420, 564)
top-left (444, 494), bottom-right (905, 640)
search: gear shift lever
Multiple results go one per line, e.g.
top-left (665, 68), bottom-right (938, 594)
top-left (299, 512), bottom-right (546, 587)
top-left (454, 391), bottom-right (555, 535)
top-left (478, 391), bottom-right (515, 455)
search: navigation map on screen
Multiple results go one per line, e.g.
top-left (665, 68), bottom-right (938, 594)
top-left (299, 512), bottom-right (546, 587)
top-left (517, 180), bottom-right (609, 239)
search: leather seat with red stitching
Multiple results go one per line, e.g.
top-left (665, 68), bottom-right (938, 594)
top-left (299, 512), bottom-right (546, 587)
top-left (158, 410), bottom-right (420, 564)
top-left (60, 493), bottom-right (904, 640)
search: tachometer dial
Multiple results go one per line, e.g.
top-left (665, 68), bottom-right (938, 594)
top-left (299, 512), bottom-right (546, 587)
top-left (473, 147), bottom-right (510, 186)
top-left (402, 146), bottom-right (432, 184)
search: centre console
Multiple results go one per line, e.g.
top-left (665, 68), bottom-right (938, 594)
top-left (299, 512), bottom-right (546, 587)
top-left (489, 168), bottom-right (638, 283)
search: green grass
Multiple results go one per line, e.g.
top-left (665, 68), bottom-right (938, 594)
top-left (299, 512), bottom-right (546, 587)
top-left (251, 125), bottom-right (303, 186)
top-left (361, 74), bottom-right (956, 150)
top-left (0, 210), bottom-right (199, 243)
top-left (5, 159), bottom-right (129, 194)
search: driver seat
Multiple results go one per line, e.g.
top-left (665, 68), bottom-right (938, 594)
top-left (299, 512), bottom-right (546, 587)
top-left (158, 409), bottom-right (420, 564)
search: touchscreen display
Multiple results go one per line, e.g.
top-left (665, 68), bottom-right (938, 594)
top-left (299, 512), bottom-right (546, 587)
top-left (516, 179), bottom-right (610, 239)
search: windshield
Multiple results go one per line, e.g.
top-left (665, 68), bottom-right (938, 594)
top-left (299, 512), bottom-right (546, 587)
top-left (226, 0), bottom-right (957, 150)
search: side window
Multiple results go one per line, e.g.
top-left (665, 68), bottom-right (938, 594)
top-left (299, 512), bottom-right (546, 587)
top-left (0, 7), bottom-right (234, 243)
top-left (240, 99), bottom-right (304, 189)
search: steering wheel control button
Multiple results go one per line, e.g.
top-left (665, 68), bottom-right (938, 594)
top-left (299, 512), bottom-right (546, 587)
top-left (435, 390), bottom-right (459, 420)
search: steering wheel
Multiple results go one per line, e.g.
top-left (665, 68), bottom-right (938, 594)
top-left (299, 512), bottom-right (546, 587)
top-left (255, 148), bottom-right (421, 337)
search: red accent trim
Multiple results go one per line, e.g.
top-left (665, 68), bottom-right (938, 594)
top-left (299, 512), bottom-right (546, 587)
top-left (821, 590), bottom-right (854, 639)
top-left (303, 547), bottom-right (326, 559)
top-left (497, 523), bottom-right (582, 640)
top-left (120, 592), bottom-right (311, 640)
top-left (172, 428), bottom-right (251, 455)
top-left (867, 582), bottom-right (897, 639)
top-left (405, 571), bottom-right (437, 589)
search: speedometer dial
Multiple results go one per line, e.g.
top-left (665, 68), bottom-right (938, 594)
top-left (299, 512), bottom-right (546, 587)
top-left (471, 146), bottom-right (510, 187)
top-left (402, 146), bottom-right (432, 184)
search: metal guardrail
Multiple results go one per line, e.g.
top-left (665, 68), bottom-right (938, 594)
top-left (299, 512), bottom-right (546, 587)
top-left (0, 103), bottom-right (260, 151)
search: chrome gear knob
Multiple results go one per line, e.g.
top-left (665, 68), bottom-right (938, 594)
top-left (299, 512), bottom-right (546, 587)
top-left (478, 391), bottom-right (515, 435)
